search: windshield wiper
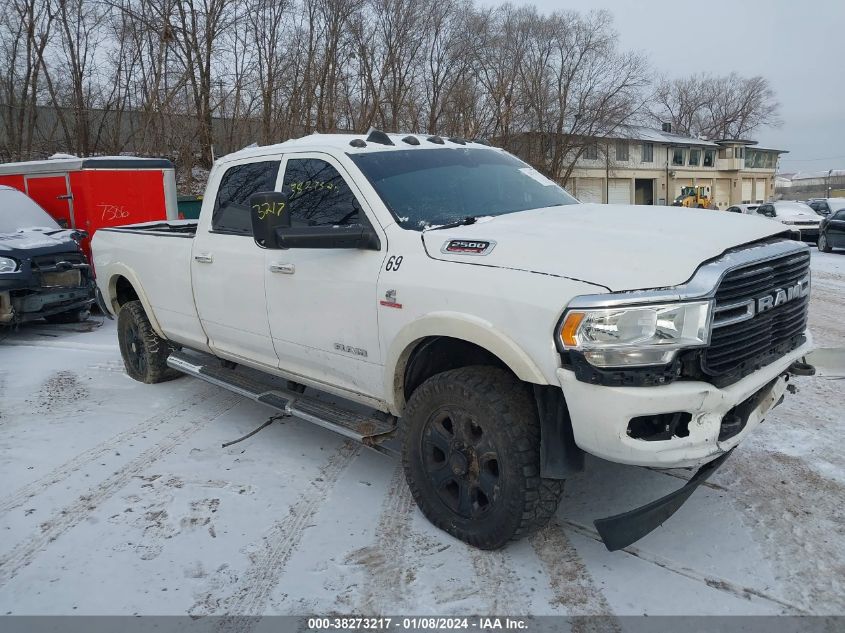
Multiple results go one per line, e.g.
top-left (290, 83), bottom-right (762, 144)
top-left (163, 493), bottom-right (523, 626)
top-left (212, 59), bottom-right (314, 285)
top-left (426, 216), bottom-right (478, 231)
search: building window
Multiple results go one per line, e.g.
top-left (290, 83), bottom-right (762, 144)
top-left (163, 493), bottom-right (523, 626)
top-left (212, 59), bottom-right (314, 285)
top-left (735, 147), bottom-right (745, 159)
top-left (616, 140), bottom-right (629, 162)
top-left (703, 150), bottom-right (715, 167)
top-left (719, 148), bottom-right (732, 159)
top-left (584, 144), bottom-right (598, 160)
top-left (672, 148), bottom-right (685, 166)
top-left (642, 142), bottom-right (653, 162)
top-left (688, 149), bottom-right (701, 166)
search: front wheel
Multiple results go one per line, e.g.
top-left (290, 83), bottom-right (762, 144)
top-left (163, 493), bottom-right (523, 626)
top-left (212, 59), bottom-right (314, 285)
top-left (401, 366), bottom-right (563, 549)
top-left (117, 300), bottom-right (181, 383)
top-left (818, 234), bottom-right (832, 253)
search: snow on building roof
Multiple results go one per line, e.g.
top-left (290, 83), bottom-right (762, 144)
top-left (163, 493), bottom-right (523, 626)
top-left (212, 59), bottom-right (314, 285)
top-left (616, 126), bottom-right (720, 147)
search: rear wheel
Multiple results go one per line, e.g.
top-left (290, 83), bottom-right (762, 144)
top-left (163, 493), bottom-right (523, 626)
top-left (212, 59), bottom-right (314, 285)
top-left (44, 306), bottom-right (90, 324)
top-left (818, 233), bottom-right (832, 253)
top-left (117, 300), bottom-right (180, 383)
top-left (401, 366), bottom-right (563, 549)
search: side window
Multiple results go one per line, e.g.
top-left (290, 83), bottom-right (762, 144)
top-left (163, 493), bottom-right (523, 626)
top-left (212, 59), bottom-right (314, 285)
top-left (282, 158), bottom-right (360, 227)
top-left (834, 210), bottom-right (845, 221)
top-left (213, 160), bottom-right (281, 235)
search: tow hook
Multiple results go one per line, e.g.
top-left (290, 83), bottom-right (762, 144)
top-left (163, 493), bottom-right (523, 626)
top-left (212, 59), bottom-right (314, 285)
top-left (788, 359), bottom-right (816, 376)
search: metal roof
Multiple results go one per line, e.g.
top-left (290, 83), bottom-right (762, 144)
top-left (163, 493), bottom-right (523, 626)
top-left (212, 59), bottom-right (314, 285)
top-left (0, 155), bottom-right (173, 175)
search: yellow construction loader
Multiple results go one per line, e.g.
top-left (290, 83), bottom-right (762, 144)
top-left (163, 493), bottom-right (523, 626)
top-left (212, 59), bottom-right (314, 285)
top-left (673, 185), bottom-right (715, 208)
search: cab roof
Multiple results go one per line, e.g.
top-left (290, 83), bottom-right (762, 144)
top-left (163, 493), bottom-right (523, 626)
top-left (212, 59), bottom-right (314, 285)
top-left (220, 131), bottom-right (497, 163)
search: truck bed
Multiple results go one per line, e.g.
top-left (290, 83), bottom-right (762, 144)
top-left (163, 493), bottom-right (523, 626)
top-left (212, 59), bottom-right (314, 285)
top-left (92, 220), bottom-right (207, 351)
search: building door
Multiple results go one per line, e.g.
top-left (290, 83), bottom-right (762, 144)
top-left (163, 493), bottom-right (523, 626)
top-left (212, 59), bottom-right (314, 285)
top-left (742, 179), bottom-right (753, 203)
top-left (608, 179), bottom-right (631, 204)
top-left (577, 178), bottom-right (603, 203)
top-left (755, 179), bottom-right (767, 203)
top-left (714, 179), bottom-right (731, 209)
top-left (634, 179), bottom-right (654, 205)
top-left (24, 174), bottom-right (74, 228)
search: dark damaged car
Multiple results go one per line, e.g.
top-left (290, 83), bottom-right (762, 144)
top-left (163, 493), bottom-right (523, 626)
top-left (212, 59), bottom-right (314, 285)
top-left (0, 186), bottom-right (95, 324)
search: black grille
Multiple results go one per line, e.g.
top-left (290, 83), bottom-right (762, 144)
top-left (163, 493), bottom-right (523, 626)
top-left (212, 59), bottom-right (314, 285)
top-left (31, 252), bottom-right (87, 271)
top-left (701, 249), bottom-right (810, 385)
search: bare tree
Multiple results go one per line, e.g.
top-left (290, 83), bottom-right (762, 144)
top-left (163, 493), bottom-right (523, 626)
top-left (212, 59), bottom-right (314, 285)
top-left (649, 72), bottom-right (781, 140)
top-left (0, 0), bottom-right (54, 160)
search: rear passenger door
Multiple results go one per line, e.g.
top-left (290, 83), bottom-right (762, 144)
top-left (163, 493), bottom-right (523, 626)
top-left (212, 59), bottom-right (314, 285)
top-left (828, 210), bottom-right (845, 247)
top-left (191, 157), bottom-right (281, 367)
top-left (263, 153), bottom-right (387, 399)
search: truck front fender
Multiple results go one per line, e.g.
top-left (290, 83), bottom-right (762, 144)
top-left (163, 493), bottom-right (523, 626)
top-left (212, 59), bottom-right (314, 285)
top-left (385, 311), bottom-right (549, 414)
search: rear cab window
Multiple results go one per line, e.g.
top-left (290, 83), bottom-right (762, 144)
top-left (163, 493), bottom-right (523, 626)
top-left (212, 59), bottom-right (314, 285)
top-left (212, 160), bottom-right (281, 235)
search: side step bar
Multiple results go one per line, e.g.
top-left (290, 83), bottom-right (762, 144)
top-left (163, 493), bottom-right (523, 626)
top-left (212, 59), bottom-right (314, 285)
top-left (167, 351), bottom-right (398, 455)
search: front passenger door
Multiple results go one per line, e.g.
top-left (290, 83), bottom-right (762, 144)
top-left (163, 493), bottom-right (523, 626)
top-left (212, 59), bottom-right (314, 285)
top-left (264, 154), bottom-right (387, 399)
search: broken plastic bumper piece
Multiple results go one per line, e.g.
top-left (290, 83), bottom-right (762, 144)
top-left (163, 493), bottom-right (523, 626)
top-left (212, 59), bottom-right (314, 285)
top-left (594, 449), bottom-right (732, 551)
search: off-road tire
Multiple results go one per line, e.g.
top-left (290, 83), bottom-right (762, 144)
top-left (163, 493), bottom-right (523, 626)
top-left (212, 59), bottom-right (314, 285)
top-left (401, 365), bottom-right (564, 549)
top-left (44, 306), bottom-right (91, 324)
top-left (117, 300), bottom-right (180, 383)
top-left (818, 234), bottom-right (832, 253)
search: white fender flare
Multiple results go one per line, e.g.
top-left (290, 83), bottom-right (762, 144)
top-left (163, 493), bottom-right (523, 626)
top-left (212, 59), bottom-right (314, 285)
top-left (105, 266), bottom-right (167, 340)
top-left (385, 311), bottom-right (548, 414)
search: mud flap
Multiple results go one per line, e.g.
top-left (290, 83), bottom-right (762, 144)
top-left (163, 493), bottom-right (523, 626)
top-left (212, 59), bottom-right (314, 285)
top-left (594, 450), bottom-right (732, 551)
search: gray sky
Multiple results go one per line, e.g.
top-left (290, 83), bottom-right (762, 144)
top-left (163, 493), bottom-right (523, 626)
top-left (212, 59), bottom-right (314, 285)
top-left (479, 0), bottom-right (845, 174)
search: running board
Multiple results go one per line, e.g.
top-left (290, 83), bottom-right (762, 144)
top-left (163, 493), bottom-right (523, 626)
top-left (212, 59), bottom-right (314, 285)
top-left (166, 351), bottom-right (398, 455)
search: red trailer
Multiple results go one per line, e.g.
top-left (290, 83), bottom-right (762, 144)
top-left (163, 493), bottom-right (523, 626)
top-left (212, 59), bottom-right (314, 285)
top-left (0, 156), bottom-right (178, 260)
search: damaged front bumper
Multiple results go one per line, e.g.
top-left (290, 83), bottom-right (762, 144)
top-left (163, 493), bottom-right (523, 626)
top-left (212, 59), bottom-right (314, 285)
top-left (557, 334), bottom-right (813, 469)
top-left (1, 283), bottom-right (95, 324)
top-left (591, 365), bottom-right (801, 551)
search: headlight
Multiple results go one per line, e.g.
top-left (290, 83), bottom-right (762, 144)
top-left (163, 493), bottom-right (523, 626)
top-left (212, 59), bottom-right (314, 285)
top-left (0, 256), bottom-right (19, 273)
top-left (559, 301), bottom-right (712, 367)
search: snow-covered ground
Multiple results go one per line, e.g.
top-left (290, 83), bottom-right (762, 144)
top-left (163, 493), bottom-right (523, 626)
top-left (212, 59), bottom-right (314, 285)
top-left (0, 252), bottom-right (843, 618)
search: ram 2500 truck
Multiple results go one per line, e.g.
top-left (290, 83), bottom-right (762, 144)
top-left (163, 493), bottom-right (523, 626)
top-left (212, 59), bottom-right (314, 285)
top-left (92, 131), bottom-right (813, 551)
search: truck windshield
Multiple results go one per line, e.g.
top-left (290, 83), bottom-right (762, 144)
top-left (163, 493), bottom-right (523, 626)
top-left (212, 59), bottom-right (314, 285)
top-left (0, 189), bottom-right (60, 233)
top-left (350, 148), bottom-right (577, 230)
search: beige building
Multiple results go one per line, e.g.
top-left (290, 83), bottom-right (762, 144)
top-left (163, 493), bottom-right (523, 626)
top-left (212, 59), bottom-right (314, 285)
top-left (565, 127), bottom-right (785, 208)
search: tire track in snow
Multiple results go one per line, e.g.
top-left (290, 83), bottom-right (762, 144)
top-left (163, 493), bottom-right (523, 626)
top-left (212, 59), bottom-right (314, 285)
top-left (0, 391), bottom-right (240, 587)
top-left (344, 465), bottom-right (416, 614)
top-left (469, 547), bottom-right (525, 614)
top-left (560, 519), bottom-right (807, 615)
top-left (0, 384), bottom-right (220, 514)
top-left (207, 441), bottom-right (360, 629)
top-left (530, 521), bottom-right (622, 631)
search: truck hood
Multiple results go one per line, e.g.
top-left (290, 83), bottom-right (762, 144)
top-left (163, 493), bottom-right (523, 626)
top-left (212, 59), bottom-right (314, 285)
top-left (422, 204), bottom-right (788, 292)
top-left (0, 228), bottom-right (85, 259)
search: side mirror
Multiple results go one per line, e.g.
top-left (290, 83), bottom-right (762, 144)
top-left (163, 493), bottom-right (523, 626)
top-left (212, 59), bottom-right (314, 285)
top-left (250, 191), bottom-right (290, 249)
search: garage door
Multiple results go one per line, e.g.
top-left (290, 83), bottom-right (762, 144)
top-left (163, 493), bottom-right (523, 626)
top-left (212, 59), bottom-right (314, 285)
top-left (755, 179), bottom-right (767, 203)
top-left (577, 178), bottom-right (603, 203)
top-left (714, 179), bottom-right (731, 208)
top-left (608, 179), bottom-right (631, 205)
top-left (742, 179), bottom-right (753, 203)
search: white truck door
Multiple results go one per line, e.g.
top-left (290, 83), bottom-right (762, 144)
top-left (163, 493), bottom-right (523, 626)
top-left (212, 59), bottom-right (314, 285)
top-left (264, 153), bottom-right (387, 398)
top-left (191, 157), bottom-right (281, 368)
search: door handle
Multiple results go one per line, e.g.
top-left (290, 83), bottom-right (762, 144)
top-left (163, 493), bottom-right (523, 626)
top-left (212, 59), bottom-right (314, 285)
top-left (269, 263), bottom-right (295, 274)
top-left (194, 253), bottom-right (213, 264)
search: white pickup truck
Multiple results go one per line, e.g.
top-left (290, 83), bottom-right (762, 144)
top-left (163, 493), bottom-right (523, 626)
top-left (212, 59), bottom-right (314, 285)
top-left (92, 131), bottom-right (814, 551)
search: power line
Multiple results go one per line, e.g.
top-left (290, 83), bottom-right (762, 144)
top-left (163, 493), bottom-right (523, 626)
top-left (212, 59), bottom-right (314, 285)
top-left (780, 155), bottom-right (845, 162)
